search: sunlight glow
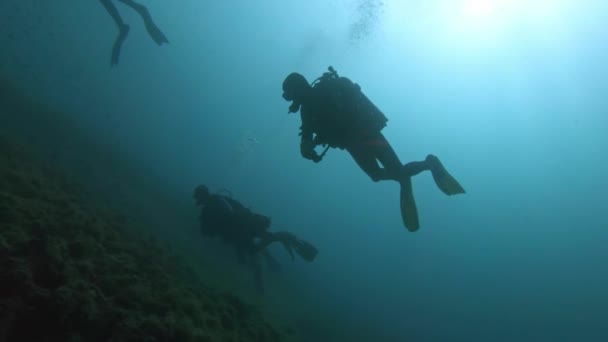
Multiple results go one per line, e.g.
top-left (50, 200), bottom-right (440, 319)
top-left (463, 0), bottom-right (497, 19)
top-left (451, 0), bottom-right (567, 40)
top-left (384, 0), bottom-right (569, 49)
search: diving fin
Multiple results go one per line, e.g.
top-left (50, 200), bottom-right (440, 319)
top-left (293, 240), bottom-right (319, 262)
top-left (110, 24), bottom-right (130, 66)
top-left (142, 12), bottom-right (169, 45)
top-left (400, 178), bottom-right (420, 232)
top-left (283, 243), bottom-right (295, 261)
top-left (426, 154), bottom-right (466, 196)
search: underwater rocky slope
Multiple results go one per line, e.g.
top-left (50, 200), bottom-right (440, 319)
top-left (0, 136), bottom-right (297, 342)
top-left (0, 81), bottom-right (297, 341)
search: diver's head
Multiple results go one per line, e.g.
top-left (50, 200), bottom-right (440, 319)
top-left (193, 185), bottom-right (211, 206)
top-left (282, 73), bottom-right (309, 101)
top-left (282, 72), bottom-right (310, 113)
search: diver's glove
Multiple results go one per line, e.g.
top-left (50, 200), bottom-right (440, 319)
top-left (300, 140), bottom-right (321, 163)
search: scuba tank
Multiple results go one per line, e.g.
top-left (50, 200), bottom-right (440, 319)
top-left (311, 66), bottom-right (388, 138)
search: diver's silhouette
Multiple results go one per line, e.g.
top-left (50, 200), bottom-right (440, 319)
top-left (282, 66), bottom-right (466, 231)
top-left (99, 0), bottom-right (168, 66)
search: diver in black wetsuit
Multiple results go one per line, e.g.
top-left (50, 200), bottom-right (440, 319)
top-left (193, 185), bottom-right (318, 294)
top-left (282, 66), bottom-right (466, 231)
top-left (99, 0), bottom-right (169, 66)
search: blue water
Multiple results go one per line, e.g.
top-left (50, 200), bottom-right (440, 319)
top-left (2, 1), bottom-right (607, 341)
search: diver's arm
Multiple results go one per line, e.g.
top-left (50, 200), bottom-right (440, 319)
top-left (299, 112), bottom-right (321, 162)
top-left (300, 133), bottom-right (317, 161)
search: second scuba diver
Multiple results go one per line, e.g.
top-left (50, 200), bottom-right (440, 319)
top-left (193, 185), bottom-right (318, 294)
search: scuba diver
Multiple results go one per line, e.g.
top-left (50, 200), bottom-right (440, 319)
top-left (99, 0), bottom-right (169, 66)
top-left (281, 66), bottom-right (466, 232)
top-left (193, 185), bottom-right (318, 294)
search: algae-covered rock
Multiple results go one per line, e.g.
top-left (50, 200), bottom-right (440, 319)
top-left (0, 136), bottom-right (293, 341)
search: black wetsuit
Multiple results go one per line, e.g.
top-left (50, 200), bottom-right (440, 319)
top-left (99, 0), bottom-right (168, 66)
top-left (198, 194), bottom-right (274, 293)
top-left (299, 77), bottom-right (428, 182)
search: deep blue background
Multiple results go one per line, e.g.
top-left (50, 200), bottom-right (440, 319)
top-left (1, 1), bottom-right (607, 340)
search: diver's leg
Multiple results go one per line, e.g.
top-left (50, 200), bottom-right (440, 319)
top-left (378, 147), bottom-right (466, 194)
top-left (373, 133), bottom-right (463, 186)
top-left (99, 0), bottom-right (130, 66)
top-left (350, 132), bottom-right (424, 181)
top-left (402, 161), bottom-right (429, 177)
top-left (374, 135), bottom-right (465, 195)
top-left (235, 246), bottom-right (247, 265)
top-left (369, 133), bottom-right (428, 179)
top-left (116, 0), bottom-right (147, 16)
top-left (252, 231), bottom-right (275, 254)
top-left (117, 0), bottom-right (169, 45)
top-left (348, 137), bottom-right (420, 230)
top-left (251, 255), bottom-right (264, 295)
top-left (347, 144), bottom-right (390, 182)
top-left (372, 134), bottom-right (406, 181)
top-left (365, 133), bottom-right (421, 231)
top-left (100, 0), bottom-right (124, 26)
top-left (379, 150), bottom-right (467, 196)
top-left (261, 249), bottom-right (281, 273)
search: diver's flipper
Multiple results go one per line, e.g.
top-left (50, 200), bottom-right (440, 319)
top-left (293, 240), bottom-right (318, 262)
top-left (426, 154), bottom-right (466, 196)
top-left (119, 0), bottom-right (169, 45)
top-left (400, 178), bottom-right (420, 232)
top-left (110, 24), bottom-right (130, 66)
top-left (142, 12), bottom-right (169, 45)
